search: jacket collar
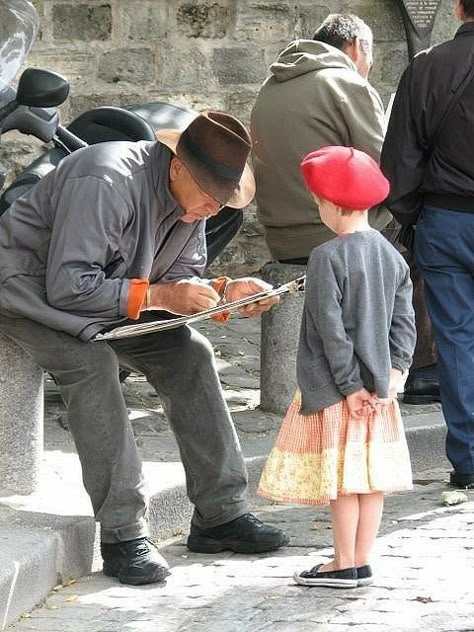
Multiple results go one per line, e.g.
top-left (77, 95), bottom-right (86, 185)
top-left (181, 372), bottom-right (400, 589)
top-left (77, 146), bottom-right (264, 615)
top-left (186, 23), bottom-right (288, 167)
top-left (455, 21), bottom-right (474, 38)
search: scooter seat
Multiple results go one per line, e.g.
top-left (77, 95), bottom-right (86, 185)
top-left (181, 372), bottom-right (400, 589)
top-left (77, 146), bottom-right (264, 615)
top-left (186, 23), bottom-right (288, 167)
top-left (68, 106), bottom-right (156, 143)
top-left (124, 101), bottom-right (197, 133)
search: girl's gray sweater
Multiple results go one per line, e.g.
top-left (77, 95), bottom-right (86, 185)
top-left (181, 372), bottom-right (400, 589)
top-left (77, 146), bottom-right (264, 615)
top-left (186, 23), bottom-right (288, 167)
top-left (297, 230), bottom-right (416, 414)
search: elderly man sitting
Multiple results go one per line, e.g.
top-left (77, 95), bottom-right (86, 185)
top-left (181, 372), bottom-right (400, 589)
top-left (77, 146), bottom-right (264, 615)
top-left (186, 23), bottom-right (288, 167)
top-left (0, 110), bottom-right (289, 585)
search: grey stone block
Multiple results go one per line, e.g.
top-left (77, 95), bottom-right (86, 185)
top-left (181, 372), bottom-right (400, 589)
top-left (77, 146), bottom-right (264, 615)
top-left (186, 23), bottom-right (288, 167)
top-left (0, 526), bottom-right (58, 628)
top-left (260, 262), bottom-right (306, 415)
top-left (212, 47), bottom-right (267, 85)
top-left (0, 335), bottom-right (43, 495)
top-left (149, 485), bottom-right (193, 541)
top-left (294, 4), bottom-right (332, 39)
top-left (225, 89), bottom-right (258, 125)
top-left (379, 45), bottom-right (409, 85)
top-left (52, 4), bottom-right (112, 41)
top-left (98, 48), bottom-right (155, 84)
top-left (176, 2), bottom-right (230, 39)
top-left (120, 1), bottom-right (168, 41)
top-left (160, 48), bottom-right (211, 91)
top-left (233, 4), bottom-right (292, 42)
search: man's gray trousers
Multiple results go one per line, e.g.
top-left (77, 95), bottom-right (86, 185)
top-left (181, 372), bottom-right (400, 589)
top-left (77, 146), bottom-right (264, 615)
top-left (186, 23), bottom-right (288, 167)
top-left (0, 313), bottom-right (249, 542)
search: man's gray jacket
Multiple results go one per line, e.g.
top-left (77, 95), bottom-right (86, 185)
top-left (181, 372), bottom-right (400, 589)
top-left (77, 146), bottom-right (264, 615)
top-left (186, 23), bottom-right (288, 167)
top-left (0, 141), bottom-right (206, 340)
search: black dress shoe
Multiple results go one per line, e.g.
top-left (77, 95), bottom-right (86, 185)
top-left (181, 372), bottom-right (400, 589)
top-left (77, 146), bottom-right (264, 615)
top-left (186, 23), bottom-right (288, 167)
top-left (403, 376), bottom-right (441, 405)
top-left (449, 471), bottom-right (474, 489)
top-left (187, 512), bottom-right (290, 554)
top-left (101, 537), bottom-right (170, 585)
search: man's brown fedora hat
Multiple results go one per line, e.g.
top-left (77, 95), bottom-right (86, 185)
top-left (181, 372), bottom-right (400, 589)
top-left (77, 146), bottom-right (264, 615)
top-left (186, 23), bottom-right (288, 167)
top-left (156, 111), bottom-right (256, 209)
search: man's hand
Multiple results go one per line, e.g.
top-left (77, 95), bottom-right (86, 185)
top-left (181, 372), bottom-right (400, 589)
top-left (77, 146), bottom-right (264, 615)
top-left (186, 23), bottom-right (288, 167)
top-left (148, 279), bottom-right (221, 315)
top-left (225, 277), bottom-right (280, 317)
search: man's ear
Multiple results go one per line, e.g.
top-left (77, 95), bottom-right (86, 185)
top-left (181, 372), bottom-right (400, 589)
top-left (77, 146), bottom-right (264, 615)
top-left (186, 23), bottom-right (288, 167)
top-left (169, 156), bottom-right (182, 182)
top-left (343, 39), bottom-right (358, 65)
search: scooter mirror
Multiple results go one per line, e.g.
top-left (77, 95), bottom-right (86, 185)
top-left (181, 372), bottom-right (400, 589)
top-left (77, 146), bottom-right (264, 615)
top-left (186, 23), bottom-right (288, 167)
top-left (16, 68), bottom-right (69, 108)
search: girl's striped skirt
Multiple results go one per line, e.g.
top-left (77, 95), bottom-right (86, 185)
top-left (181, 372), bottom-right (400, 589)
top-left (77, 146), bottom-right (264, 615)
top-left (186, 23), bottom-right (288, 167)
top-left (258, 390), bottom-right (413, 506)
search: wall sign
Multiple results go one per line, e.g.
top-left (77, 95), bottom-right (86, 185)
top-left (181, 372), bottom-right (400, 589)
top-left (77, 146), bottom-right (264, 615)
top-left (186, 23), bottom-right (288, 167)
top-left (396, 0), bottom-right (442, 58)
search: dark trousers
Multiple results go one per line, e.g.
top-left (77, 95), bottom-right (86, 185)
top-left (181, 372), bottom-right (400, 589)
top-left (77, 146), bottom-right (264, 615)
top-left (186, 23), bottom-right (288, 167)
top-left (415, 207), bottom-right (474, 475)
top-left (382, 220), bottom-right (437, 370)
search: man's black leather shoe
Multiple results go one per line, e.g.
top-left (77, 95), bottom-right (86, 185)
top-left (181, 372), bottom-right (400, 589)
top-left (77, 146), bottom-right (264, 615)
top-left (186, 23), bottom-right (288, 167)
top-left (187, 512), bottom-right (290, 554)
top-left (101, 537), bottom-right (170, 585)
top-left (403, 376), bottom-right (441, 405)
top-left (449, 471), bottom-right (474, 489)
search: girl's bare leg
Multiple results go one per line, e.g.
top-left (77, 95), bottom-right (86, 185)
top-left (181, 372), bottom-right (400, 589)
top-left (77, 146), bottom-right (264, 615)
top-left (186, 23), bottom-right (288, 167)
top-left (355, 492), bottom-right (384, 567)
top-left (320, 494), bottom-right (359, 571)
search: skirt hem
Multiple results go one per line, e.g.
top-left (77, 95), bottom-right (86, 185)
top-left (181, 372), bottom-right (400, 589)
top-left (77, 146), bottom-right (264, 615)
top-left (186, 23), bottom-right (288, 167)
top-left (258, 484), bottom-right (414, 507)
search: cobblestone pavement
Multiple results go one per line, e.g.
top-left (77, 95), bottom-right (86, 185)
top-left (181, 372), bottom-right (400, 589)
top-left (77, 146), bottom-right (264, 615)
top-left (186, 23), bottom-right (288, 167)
top-left (7, 476), bottom-right (474, 632)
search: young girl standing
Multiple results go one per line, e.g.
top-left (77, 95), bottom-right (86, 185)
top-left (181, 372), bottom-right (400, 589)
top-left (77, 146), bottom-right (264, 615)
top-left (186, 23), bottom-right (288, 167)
top-left (258, 146), bottom-right (416, 588)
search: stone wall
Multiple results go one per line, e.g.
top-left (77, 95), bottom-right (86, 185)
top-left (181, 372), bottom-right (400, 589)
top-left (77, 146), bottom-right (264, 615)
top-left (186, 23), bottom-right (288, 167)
top-left (0, 0), bottom-right (459, 276)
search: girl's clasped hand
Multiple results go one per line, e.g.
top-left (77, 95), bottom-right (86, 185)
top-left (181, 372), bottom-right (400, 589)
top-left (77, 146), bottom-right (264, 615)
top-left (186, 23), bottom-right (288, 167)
top-left (347, 368), bottom-right (404, 419)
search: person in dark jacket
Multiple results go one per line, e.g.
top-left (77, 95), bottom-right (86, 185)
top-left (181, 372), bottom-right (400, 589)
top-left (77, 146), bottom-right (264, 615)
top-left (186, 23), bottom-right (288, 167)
top-left (381, 0), bottom-right (474, 489)
top-left (0, 111), bottom-right (289, 585)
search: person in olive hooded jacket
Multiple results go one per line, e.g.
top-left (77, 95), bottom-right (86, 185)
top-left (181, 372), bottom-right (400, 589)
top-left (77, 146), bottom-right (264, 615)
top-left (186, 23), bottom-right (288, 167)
top-left (251, 13), bottom-right (391, 261)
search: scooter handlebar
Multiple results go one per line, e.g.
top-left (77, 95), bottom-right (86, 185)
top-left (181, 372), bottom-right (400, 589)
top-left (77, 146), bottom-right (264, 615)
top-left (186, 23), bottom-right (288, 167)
top-left (55, 124), bottom-right (88, 152)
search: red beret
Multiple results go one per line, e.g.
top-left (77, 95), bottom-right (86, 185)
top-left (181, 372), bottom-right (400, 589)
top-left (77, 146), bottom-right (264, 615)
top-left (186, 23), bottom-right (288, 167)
top-left (300, 145), bottom-right (390, 210)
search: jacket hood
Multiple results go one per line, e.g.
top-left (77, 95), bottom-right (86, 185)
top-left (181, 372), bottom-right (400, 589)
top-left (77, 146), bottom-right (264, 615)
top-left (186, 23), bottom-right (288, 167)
top-left (270, 39), bottom-right (356, 82)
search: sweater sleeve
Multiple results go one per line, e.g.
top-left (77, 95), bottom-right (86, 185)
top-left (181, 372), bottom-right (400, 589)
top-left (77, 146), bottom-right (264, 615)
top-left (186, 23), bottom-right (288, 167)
top-left (389, 264), bottom-right (416, 371)
top-left (307, 251), bottom-right (364, 397)
top-left (46, 176), bottom-right (143, 319)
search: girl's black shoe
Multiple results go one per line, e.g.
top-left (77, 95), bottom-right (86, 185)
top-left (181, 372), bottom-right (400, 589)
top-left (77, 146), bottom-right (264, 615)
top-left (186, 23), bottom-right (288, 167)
top-left (357, 564), bottom-right (373, 586)
top-left (293, 563), bottom-right (357, 588)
